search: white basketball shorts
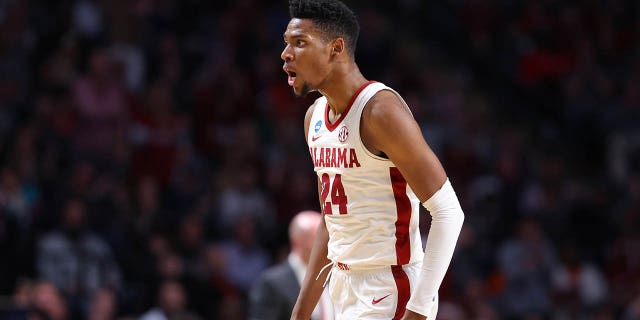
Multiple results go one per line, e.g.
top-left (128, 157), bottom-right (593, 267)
top-left (326, 262), bottom-right (438, 319)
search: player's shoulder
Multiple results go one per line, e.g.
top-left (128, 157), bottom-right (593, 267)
top-left (369, 86), bottom-right (404, 108)
top-left (304, 95), bottom-right (327, 125)
top-left (307, 95), bottom-right (327, 114)
top-left (364, 86), bottom-right (409, 120)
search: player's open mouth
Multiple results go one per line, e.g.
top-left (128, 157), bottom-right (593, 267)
top-left (287, 71), bottom-right (297, 86)
top-left (284, 65), bottom-right (297, 86)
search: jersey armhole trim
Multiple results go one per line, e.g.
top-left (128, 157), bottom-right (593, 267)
top-left (357, 88), bottom-right (409, 162)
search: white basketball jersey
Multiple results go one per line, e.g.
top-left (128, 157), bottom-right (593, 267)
top-left (307, 81), bottom-right (424, 268)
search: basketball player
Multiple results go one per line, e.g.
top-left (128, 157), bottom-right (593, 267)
top-left (281, 1), bottom-right (465, 319)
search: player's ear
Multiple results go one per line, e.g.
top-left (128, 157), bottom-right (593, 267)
top-left (331, 38), bottom-right (345, 56)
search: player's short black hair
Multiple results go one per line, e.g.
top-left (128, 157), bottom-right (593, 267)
top-left (289, 0), bottom-right (360, 57)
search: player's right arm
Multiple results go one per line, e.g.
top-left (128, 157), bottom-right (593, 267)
top-left (290, 103), bottom-right (332, 320)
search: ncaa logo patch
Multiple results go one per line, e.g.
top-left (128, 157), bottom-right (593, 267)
top-left (314, 120), bottom-right (322, 133)
top-left (338, 126), bottom-right (349, 142)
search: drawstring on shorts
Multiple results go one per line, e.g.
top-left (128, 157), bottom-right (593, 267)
top-left (316, 261), bottom-right (335, 288)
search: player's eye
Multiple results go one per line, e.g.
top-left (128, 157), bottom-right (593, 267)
top-left (296, 40), bottom-right (305, 47)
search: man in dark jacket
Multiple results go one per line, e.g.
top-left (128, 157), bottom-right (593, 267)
top-left (248, 210), bottom-right (332, 320)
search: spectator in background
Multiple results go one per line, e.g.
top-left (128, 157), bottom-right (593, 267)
top-left (167, 213), bottom-right (219, 319)
top-left (551, 242), bottom-right (608, 318)
top-left (4, 278), bottom-right (33, 318)
top-left (29, 281), bottom-right (69, 320)
top-left (0, 165), bottom-right (38, 232)
top-left (497, 218), bottom-right (557, 319)
top-left (215, 163), bottom-right (276, 242)
top-left (36, 196), bottom-right (121, 318)
top-left (71, 46), bottom-right (130, 160)
top-left (248, 210), bottom-right (333, 320)
top-left (435, 302), bottom-right (466, 320)
top-left (139, 279), bottom-right (200, 320)
top-left (71, 0), bottom-right (104, 40)
top-left (623, 295), bottom-right (640, 320)
top-left (196, 243), bottom-right (240, 318)
top-left (87, 287), bottom-right (118, 320)
top-left (129, 81), bottom-right (187, 187)
top-left (606, 230), bottom-right (640, 314)
top-left (5, 280), bottom-right (68, 320)
top-left (459, 278), bottom-right (499, 320)
top-left (132, 175), bottom-right (165, 235)
top-left (218, 214), bottom-right (271, 294)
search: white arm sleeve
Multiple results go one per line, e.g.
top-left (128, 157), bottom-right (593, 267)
top-left (405, 178), bottom-right (464, 317)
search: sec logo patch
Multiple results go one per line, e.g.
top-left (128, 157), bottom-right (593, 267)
top-left (338, 126), bottom-right (349, 143)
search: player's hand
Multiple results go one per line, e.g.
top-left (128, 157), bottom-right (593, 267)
top-left (401, 309), bottom-right (427, 320)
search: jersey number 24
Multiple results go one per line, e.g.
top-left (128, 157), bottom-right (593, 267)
top-left (321, 173), bottom-right (347, 215)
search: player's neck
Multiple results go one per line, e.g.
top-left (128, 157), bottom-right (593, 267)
top-left (321, 65), bottom-right (368, 117)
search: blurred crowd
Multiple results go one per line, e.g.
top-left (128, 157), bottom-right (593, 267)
top-left (0, 0), bottom-right (638, 319)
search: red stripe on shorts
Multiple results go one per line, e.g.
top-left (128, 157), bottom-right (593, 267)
top-left (392, 265), bottom-right (411, 320)
top-left (390, 167), bottom-right (411, 265)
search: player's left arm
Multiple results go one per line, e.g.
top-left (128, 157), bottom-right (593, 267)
top-left (361, 90), bottom-right (465, 320)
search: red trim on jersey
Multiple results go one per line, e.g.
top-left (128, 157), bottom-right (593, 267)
top-left (392, 265), bottom-right (411, 320)
top-left (390, 167), bottom-right (411, 265)
top-left (324, 80), bottom-right (377, 132)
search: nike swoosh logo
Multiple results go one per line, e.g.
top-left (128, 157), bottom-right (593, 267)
top-left (311, 135), bottom-right (321, 141)
top-left (372, 294), bottom-right (391, 305)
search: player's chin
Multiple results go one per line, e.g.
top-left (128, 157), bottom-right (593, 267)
top-left (294, 82), bottom-right (312, 98)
